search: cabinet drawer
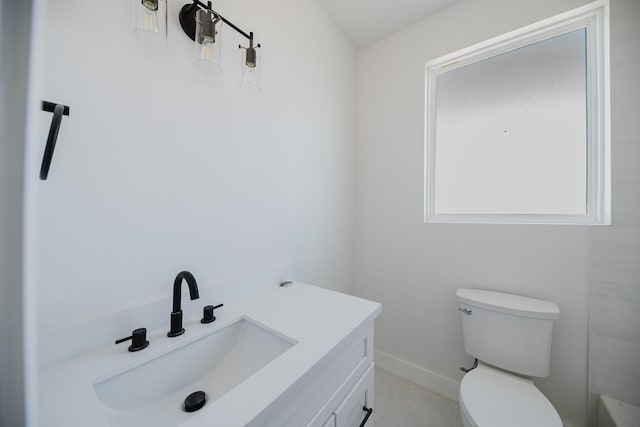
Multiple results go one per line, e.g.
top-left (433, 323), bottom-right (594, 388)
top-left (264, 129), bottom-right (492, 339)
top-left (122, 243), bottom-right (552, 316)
top-left (334, 364), bottom-right (374, 427)
top-left (304, 325), bottom-right (373, 427)
top-left (321, 414), bottom-right (336, 427)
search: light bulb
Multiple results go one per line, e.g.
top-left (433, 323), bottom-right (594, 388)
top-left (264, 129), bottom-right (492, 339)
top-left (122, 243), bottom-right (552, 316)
top-left (142, 8), bottom-right (159, 34)
top-left (243, 67), bottom-right (257, 84)
top-left (195, 39), bottom-right (222, 73)
top-left (200, 42), bottom-right (215, 63)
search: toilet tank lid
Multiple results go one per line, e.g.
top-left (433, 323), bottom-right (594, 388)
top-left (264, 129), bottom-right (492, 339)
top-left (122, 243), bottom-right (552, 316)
top-left (457, 289), bottom-right (560, 320)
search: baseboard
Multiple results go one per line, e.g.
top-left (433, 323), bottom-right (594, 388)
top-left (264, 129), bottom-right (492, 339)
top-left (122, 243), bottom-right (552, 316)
top-left (374, 349), bottom-right (460, 402)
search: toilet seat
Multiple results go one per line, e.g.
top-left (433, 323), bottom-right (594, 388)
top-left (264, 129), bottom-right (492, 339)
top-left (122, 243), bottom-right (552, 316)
top-left (459, 364), bottom-right (562, 427)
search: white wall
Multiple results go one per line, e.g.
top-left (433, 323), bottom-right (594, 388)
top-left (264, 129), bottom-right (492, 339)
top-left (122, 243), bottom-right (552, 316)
top-left (356, 0), bottom-right (595, 425)
top-left (35, 0), bottom-right (356, 328)
top-left (0, 1), bottom-right (31, 423)
top-left (588, 0), bottom-right (640, 422)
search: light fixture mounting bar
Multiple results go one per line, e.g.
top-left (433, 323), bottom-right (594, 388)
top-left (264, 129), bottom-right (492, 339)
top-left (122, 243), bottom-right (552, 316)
top-left (190, 0), bottom-right (253, 41)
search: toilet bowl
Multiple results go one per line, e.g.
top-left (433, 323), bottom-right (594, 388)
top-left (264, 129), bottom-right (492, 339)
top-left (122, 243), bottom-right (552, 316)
top-left (456, 289), bottom-right (562, 427)
top-left (459, 364), bottom-right (561, 427)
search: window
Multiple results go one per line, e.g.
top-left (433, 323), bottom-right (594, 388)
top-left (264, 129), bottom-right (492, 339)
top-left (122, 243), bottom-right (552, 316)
top-left (424, 2), bottom-right (609, 225)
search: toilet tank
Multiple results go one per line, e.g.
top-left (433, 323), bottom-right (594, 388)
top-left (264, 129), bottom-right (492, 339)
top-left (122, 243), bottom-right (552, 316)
top-left (457, 289), bottom-right (560, 377)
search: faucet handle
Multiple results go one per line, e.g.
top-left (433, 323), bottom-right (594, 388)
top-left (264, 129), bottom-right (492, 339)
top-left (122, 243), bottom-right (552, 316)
top-left (201, 304), bottom-right (223, 324)
top-left (115, 328), bottom-right (149, 352)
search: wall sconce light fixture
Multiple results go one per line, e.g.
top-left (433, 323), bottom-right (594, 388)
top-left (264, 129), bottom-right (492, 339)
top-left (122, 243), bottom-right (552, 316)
top-left (179, 1), bottom-right (261, 90)
top-left (132, 0), bottom-right (261, 90)
top-left (132, 0), bottom-right (168, 48)
top-left (239, 37), bottom-right (260, 91)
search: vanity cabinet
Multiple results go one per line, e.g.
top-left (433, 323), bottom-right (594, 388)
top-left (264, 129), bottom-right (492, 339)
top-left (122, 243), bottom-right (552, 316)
top-left (38, 282), bottom-right (381, 427)
top-left (332, 365), bottom-right (374, 427)
top-left (321, 415), bottom-right (337, 427)
top-left (251, 321), bottom-right (375, 427)
top-left (278, 323), bottom-right (375, 427)
top-left (316, 364), bottom-right (374, 427)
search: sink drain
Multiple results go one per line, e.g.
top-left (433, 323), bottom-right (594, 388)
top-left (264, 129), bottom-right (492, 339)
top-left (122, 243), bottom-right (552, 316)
top-left (184, 390), bottom-right (206, 412)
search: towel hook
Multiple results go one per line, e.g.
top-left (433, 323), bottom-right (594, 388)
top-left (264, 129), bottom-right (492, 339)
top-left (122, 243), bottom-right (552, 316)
top-left (40, 100), bottom-right (70, 180)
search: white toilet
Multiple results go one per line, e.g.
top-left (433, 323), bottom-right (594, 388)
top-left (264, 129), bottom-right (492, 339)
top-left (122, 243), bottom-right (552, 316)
top-left (456, 288), bottom-right (562, 427)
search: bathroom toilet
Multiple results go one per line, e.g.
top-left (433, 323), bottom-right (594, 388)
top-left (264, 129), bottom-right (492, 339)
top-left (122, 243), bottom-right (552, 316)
top-left (456, 288), bottom-right (562, 427)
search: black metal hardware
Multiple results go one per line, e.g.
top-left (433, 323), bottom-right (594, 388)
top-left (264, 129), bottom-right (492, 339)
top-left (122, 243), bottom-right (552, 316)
top-left (279, 281), bottom-right (293, 287)
top-left (238, 37), bottom-right (261, 67)
top-left (178, 2), bottom-right (200, 41)
top-left (178, 0), bottom-right (256, 43)
top-left (201, 303), bottom-right (223, 324)
top-left (115, 328), bottom-right (149, 352)
top-left (168, 271), bottom-right (200, 337)
top-left (360, 406), bottom-right (373, 427)
top-left (42, 101), bottom-right (70, 116)
top-left (460, 358), bottom-right (478, 373)
top-left (40, 101), bottom-right (70, 180)
top-left (141, 0), bottom-right (159, 11)
top-left (184, 390), bottom-right (206, 412)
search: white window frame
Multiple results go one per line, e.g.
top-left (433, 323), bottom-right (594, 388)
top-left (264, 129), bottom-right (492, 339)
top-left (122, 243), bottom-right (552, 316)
top-left (424, 1), bottom-right (610, 225)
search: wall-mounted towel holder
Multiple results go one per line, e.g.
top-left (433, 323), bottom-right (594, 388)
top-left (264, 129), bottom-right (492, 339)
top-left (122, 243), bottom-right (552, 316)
top-left (40, 100), bottom-right (70, 180)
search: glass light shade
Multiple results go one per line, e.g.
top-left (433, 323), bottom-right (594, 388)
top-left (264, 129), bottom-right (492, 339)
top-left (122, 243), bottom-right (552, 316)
top-left (240, 46), bottom-right (261, 92)
top-left (132, 0), bottom-right (167, 48)
top-left (194, 9), bottom-right (222, 74)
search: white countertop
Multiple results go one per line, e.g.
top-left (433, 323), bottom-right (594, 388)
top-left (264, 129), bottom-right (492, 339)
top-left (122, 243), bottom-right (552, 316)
top-left (38, 282), bottom-right (381, 426)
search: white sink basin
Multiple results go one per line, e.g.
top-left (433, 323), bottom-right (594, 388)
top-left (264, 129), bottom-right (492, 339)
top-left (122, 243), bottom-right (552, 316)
top-left (93, 317), bottom-right (295, 426)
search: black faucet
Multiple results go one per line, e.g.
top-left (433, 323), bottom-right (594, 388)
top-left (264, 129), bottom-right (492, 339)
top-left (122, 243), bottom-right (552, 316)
top-left (168, 271), bottom-right (200, 337)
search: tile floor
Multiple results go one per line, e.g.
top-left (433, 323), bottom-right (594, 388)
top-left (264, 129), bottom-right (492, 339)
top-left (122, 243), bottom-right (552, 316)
top-left (373, 367), bottom-right (463, 427)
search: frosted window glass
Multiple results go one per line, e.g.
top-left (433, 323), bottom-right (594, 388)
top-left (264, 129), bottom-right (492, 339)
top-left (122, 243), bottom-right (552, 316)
top-left (434, 29), bottom-right (587, 215)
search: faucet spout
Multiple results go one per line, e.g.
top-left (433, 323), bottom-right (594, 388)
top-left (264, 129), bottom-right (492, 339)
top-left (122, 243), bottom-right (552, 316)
top-left (172, 271), bottom-right (200, 312)
top-left (168, 270), bottom-right (200, 337)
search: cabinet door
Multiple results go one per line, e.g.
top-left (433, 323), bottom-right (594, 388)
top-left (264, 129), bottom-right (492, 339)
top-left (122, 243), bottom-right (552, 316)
top-left (334, 365), bottom-right (374, 427)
